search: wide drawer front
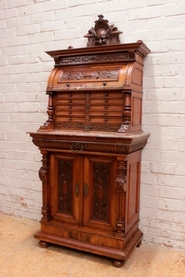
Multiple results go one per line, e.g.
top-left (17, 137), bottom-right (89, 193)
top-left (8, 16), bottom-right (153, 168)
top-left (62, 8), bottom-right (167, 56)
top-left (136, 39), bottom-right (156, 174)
top-left (30, 132), bottom-right (149, 155)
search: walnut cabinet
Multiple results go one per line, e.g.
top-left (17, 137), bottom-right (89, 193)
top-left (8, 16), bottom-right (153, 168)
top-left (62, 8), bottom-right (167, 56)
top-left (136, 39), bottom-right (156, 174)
top-left (30, 16), bottom-right (150, 266)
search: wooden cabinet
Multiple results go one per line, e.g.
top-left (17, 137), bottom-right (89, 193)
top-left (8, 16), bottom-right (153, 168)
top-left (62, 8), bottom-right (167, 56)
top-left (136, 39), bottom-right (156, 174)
top-left (30, 15), bottom-right (150, 266)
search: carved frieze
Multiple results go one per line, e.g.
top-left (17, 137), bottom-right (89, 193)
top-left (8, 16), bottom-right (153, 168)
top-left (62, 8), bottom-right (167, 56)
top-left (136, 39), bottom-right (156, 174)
top-left (59, 70), bottom-right (119, 81)
top-left (55, 122), bottom-right (121, 132)
top-left (59, 52), bottom-right (129, 65)
top-left (32, 137), bottom-right (134, 154)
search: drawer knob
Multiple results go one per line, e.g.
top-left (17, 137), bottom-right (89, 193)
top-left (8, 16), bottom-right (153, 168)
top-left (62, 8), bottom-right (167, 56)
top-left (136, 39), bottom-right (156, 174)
top-left (75, 182), bottom-right (80, 197)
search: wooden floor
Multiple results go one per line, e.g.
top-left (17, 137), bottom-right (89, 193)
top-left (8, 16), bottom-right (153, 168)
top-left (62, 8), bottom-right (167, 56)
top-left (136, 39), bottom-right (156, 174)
top-left (0, 213), bottom-right (185, 277)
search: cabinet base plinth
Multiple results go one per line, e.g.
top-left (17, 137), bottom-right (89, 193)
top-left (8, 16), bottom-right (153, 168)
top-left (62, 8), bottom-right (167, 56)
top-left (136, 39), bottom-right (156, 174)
top-left (34, 229), bottom-right (142, 267)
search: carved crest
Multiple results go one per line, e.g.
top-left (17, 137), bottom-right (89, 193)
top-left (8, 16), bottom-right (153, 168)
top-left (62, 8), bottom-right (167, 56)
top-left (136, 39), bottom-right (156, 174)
top-left (84, 15), bottom-right (122, 47)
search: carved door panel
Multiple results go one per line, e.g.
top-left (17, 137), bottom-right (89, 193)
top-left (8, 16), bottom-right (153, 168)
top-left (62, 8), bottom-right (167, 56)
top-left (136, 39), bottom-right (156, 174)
top-left (83, 155), bottom-right (117, 232)
top-left (50, 153), bottom-right (82, 225)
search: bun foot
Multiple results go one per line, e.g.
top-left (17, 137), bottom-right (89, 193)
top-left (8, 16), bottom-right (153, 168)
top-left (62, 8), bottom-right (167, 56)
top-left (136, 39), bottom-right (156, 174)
top-left (39, 240), bottom-right (49, 248)
top-left (136, 239), bottom-right (142, 248)
top-left (112, 259), bottom-right (125, 267)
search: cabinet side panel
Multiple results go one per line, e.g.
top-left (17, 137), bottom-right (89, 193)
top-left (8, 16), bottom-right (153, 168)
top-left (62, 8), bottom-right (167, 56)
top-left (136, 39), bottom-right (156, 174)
top-left (127, 162), bottom-right (138, 220)
top-left (125, 151), bottom-right (141, 233)
top-left (132, 94), bottom-right (142, 128)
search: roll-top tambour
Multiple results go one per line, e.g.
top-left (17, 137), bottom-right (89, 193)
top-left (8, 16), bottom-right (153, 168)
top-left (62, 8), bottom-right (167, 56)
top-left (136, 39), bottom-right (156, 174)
top-left (47, 65), bottom-right (127, 91)
top-left (43, 41), bottom-right (150, 133)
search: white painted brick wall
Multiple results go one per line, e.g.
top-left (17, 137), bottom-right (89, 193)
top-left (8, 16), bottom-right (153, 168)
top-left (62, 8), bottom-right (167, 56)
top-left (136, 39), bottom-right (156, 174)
top-left (0, 0), bottom-right (185, 249)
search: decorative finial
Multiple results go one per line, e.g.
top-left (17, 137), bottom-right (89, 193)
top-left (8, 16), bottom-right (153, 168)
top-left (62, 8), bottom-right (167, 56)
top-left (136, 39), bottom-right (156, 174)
top-left (84, 15), bottom-right (122, 47)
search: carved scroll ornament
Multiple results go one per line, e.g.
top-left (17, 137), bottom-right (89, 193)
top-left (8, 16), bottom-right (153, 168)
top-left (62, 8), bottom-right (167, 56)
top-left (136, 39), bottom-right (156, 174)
top-left (84, 14), bottom-right (122, 47)
top-left (39, 166), bottom-right (47, 183)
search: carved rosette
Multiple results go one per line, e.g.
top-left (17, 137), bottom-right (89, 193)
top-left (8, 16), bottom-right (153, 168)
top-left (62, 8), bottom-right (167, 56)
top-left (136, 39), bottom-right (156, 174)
top-left (115, 160), bottom-right (127, 234)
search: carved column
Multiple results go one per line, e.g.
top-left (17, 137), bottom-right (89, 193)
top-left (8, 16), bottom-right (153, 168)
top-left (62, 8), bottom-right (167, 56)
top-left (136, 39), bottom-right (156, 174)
top-left (39, 150), bottom-right (50, 222)
top-left (39, 92), bottom-right (54, 130)
top-left (115, 159), bottom-right (127, 236)
top-left (47, 92), bottom-right (54, 124)
top-left (119, 90), bottom-right (132, 133)
top-left (39, 67), bottom-right (58, 130)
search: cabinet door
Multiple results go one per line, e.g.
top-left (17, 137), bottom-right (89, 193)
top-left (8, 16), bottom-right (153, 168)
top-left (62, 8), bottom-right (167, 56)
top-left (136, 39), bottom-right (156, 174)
top-left (50, 153), bottom-right (82, 225)
top-left (83, 155), bottom-right (117, 232)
